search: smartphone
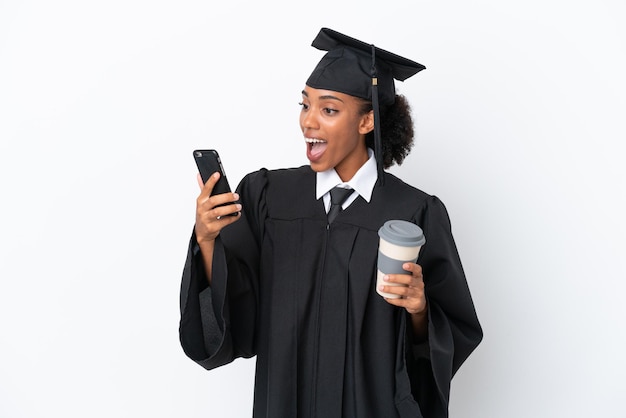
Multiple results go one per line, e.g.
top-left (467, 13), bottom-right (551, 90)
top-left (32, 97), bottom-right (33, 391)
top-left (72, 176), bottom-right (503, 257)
top-left (193, 149), bottom-right (238, 215)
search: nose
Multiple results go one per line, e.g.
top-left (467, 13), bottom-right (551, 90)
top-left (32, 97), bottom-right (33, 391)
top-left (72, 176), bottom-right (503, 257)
top-left (300, 107), bottom-right (318, 130)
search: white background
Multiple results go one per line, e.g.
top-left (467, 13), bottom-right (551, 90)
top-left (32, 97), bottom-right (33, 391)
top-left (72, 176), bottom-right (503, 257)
top-left (1, 1), bottom-right (625, 417)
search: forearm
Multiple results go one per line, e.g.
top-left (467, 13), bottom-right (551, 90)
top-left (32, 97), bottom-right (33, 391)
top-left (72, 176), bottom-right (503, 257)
top-left (197, 239), bottom-right (215, 286)
top-left (410, 306), bottom-right (428, 343)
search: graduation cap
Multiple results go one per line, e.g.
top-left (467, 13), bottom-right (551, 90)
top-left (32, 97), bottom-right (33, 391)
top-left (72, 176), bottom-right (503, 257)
top-left (306, 27), bottom-right (425, 185)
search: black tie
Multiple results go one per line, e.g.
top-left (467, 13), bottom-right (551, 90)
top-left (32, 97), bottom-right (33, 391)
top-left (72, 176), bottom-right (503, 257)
top-left (327, 187), bottom-right (353, 224)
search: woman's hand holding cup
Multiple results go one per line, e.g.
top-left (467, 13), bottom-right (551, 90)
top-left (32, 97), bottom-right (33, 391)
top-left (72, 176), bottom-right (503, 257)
top-left (378, 262), bottom-right (427, 315)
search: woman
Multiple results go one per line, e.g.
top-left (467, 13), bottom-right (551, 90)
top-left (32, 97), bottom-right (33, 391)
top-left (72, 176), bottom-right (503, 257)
top-left (179, 28), bottom-right (482, 418)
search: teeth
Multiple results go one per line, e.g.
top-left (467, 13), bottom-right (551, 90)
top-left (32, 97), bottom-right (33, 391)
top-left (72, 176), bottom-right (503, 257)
top-left (305, 138), bottom-right (326, 143)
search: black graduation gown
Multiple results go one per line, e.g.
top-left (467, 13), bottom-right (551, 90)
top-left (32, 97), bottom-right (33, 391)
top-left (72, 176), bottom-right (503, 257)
top-left (179, 166), bottom-right (482, 418)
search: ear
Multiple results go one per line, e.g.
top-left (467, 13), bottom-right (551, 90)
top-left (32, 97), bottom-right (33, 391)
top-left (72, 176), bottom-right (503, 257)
top-left (358, 110), bottom-right (374, 135)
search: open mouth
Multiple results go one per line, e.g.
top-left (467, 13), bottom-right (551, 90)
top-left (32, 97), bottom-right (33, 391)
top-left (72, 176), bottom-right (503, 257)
top-left (305, 138), bottom-right (327, 158)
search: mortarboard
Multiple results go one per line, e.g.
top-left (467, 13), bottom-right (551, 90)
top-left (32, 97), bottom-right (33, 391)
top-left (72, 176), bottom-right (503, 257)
top-left (306, 28), bottom-right (425, 185)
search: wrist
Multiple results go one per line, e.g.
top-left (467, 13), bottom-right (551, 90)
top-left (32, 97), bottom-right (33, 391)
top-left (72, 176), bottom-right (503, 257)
top-left (196, 236), bottom-right (215, 248)
top-left (408, 303), bottom-right (428, 316)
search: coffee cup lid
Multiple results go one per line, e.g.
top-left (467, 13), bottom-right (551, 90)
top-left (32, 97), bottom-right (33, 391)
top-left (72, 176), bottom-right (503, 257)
top-left (378, 220), bottom-right (426, 247)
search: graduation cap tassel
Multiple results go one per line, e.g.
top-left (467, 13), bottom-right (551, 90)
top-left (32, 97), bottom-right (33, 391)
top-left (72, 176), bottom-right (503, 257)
top-left (371, 44), bottom-right (385, 187)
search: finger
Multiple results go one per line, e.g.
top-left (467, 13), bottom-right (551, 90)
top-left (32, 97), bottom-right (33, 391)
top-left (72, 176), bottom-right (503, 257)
top-left (198, 196), bottom-right (240, 220)
top-left (196, 202), bottom-right (242, 238)
top-left (402, 262), bottom-right (423, 277)
top-left (380, 274), bottom-right (424, 297)
top-left (383, 273), bottom-right (413, 286)
top-left (387, 297), bottom-right (427, 315)
top-left (380, 285), bottom-right (426, 313)
top-left (198, 171), bottom-right (221, 198)
top-left (379, 281), bottom-right (412, 298)
top-left (212, 202), bottom-right (242, 219)
top-left (208, 192), bottom-right (240, 208)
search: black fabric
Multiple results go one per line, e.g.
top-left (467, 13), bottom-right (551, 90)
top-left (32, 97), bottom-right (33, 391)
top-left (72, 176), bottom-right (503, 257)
top-left (179, 166), bottom-right (482, 418)
top-left (327, 187), bottom-right (353, 224)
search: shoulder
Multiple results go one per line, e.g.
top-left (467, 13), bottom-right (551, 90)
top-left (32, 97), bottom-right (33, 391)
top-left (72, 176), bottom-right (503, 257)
top-left (238, 165), bottom-right (319, 221)
top-left (378, 172), bottom-right (432, 204)
top-left (239, 165), bottom-right (314, 193)
top-left (374, 172), bottom-right (451, 223)
top-left (266, 165), bottom-right (315, 186)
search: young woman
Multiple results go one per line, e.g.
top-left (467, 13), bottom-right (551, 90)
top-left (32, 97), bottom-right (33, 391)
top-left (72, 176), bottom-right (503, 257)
top-left (180, 28), bottom-right (482, 418)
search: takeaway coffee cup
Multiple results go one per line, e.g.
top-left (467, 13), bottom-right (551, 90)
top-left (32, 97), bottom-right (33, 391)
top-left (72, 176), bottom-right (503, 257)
top-left (376, 220), bottom-right (426, 299)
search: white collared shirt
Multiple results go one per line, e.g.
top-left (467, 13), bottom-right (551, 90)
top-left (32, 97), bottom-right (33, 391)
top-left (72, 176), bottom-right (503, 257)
top-left (316, 148), bottom-right (378, 213)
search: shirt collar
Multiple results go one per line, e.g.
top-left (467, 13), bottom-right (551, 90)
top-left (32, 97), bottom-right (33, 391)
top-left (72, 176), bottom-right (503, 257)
top-left (315, 148), bottom-right (378, 203)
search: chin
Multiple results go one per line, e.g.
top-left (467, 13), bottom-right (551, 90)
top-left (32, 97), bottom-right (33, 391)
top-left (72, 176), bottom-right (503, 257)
top-left (309, 161), bottom-right (330, 173)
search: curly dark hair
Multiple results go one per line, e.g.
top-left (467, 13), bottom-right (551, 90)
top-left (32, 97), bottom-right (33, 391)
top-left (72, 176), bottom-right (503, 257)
top-left (360, 95), bottom-right (415, 169)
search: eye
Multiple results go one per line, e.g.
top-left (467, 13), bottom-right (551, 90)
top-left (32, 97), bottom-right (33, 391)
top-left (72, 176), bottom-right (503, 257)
top-left (298, 102), bottom-right (309, 111)
top-left (323, 107), bottom-right (338, 115)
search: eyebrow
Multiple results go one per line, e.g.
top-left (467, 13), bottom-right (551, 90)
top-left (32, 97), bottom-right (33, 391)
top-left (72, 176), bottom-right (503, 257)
top-left (301, 90), bottom-right (345, 103)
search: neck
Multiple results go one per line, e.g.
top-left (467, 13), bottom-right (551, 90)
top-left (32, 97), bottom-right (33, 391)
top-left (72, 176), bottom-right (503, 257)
top-left (335, 146), bottom-right (369, 182)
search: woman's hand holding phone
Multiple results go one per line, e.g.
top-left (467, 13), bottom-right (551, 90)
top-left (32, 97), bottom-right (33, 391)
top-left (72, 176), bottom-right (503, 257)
top-left (192, 149), bottom-right (240, 283)
top-left (195, 171), bottom-right (241, 245)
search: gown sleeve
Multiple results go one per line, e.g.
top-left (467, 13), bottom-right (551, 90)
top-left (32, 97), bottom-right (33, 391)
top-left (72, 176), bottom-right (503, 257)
top-left (179, 169), bottom-right (268, 370)
top-left (408, 195), bottom-right (483, 417)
